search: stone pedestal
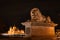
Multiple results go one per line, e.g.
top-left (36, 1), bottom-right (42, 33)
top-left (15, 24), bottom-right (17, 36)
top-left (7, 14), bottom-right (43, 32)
top-left (31, 26), bottom-right (55, 37)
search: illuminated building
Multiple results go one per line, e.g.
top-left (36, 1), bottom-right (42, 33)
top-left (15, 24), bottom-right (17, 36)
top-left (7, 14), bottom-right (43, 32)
top-left (7, 25), bottom-right (24, 35)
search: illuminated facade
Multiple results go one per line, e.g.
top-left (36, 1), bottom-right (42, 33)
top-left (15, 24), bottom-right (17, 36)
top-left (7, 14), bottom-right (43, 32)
top-left (7, 25), bottom-right (24, 35)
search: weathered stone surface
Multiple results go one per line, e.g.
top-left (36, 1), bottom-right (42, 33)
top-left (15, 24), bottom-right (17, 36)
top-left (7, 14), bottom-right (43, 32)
top-left (31, 26), bottom-right (55, 37)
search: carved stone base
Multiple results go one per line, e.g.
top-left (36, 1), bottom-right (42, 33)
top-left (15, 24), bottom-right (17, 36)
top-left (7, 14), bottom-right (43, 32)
top-left (31, 26), bottom-right (56, 37)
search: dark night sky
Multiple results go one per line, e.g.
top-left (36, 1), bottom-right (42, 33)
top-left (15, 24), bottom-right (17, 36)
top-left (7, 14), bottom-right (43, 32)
top-left (0, 0), bottom-right (60, 32)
